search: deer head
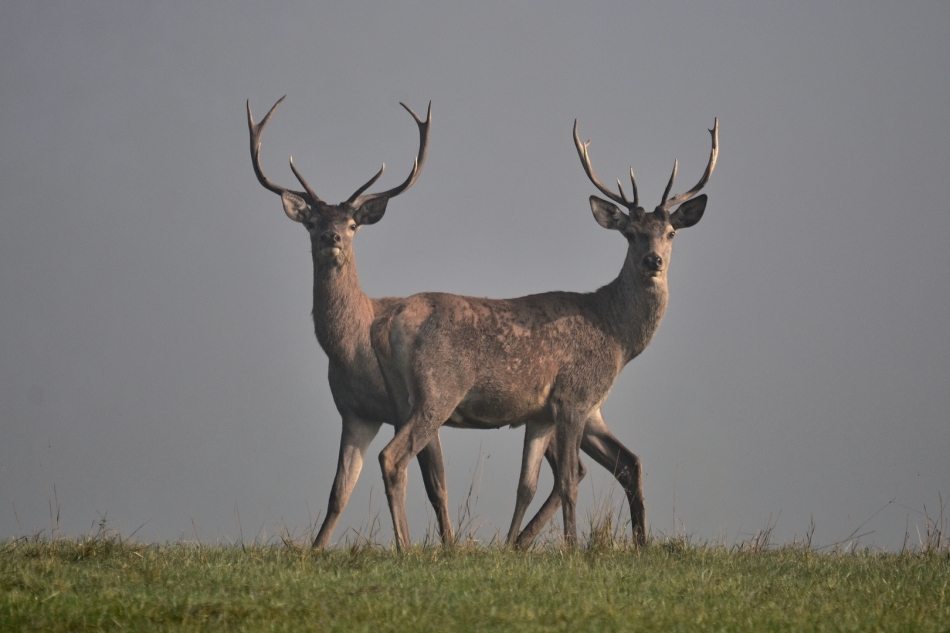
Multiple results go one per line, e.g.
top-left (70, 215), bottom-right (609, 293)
top-left (573, 119), bottom-right (718, 280)
top-left (248, 96), bottom-right (431, 267)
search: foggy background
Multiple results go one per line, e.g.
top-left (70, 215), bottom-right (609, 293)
top-left (1, 2), bottom-right (948, 550)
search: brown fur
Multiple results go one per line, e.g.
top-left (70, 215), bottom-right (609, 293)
top-left (249, 97), bottom-right (583, 549)
top-left (248, 97), bottom-right (458, 548)
top-left (372, 120), bottom-right (717, 550)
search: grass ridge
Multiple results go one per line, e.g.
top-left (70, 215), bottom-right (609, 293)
top-left (3, 524), bottom-right (949, 632)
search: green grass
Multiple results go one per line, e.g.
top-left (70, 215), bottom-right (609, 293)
top-left (2, 530), bottom-right (949, 632)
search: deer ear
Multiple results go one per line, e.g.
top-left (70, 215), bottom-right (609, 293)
top-left (590, 196), bottom-right (629, 231)
top-left (669, 194), bottom-right (707, 229)
top-left (352, 197), bottom-right (388, 226)
top-left (281, 191), bottom-right (310, 223)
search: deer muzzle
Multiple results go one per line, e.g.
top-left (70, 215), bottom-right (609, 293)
top-left (319, 231), bottom-right (342, 257)
top-left (641, 253), bottom-right (664, 274)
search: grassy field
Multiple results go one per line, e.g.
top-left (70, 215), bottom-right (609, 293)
top-left (2, 527), bottom-right (949, 633)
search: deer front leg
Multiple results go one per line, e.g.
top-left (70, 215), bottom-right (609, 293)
top-left (313, 415), bottom-right (383, 549)
top-left (415, 431), bottom-right (454, 545)
top-left (506, 419), bottom-right (554, 546)
top-left (581, 409), bottom-right (646, 546)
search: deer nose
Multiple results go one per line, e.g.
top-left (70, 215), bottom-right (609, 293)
top-left (321, 231), bottom-right (342, 245)
top-left (642, 253), bottom-right (663, 271)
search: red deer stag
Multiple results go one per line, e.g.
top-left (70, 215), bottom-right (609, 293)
top-left (247, 97), bottom-right (582, 548)
top-left (247, 96), bottom-right (459, 548)
top-left (372, 118), bottom-right (718, 549)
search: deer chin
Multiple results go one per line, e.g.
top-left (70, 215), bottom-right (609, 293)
top-left (639, 268), bottom-right (665, 282)
top-left (320, 246), bottom-right (341, 258)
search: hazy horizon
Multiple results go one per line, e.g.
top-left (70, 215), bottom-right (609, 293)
top-left (1, 2), bottom-right (948, 550)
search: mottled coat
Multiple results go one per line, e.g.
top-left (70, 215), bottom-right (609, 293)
top-left (372, 119), bottom-right (717, 549)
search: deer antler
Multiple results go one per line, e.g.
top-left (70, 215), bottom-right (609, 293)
top-left (573, 120), bottom-right (640, 210)
top-left (659, 118), bottom-right (718, 211)
top-left (249, 98), bottom-right (431, 208)
top-left (348, 101), bottom-right (431, 209)
top-left (288, 156), bottom-right (321, 204)
top-left (247, 97), bottom-right (319, 203)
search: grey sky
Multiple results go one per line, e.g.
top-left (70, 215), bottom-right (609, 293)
top-left (1, 2), bottom-right (948, 549)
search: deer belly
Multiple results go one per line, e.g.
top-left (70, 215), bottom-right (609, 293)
top-left (449, 382), bottom-right (553, 429)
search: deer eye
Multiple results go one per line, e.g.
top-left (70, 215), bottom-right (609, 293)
top-left (668, 230), bottom-right (676, 239)
top-left (349, 223), bottom-right (357, 231)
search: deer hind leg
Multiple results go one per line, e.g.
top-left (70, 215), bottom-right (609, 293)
top-left (580, 409), bottom-right (646, 546)
top-left (373, 313), bottom-right (464, 551)
top-left (379, 404), bottom-right (459, 551)
top-left (376, 362), bottom-right (455, 546)
top-left (515, 430), bottom-right (588, 549)
top-left (313, 414), bottom-right (383, 549)
top-left (506, 419), bottom-right (554, 546)
top-left (554, 411), bottom-right (588, 547)
top-left (376, 362), bottom-right (464, 552)
top-left (415, 431), bottom-right (454, 545)
top-left (379, 374), bottom-right (453, 547)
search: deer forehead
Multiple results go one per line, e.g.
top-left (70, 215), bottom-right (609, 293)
top-left (624, 213), bottom-right (672, 238)
top-left (307, 204), bottom-right (357, 229)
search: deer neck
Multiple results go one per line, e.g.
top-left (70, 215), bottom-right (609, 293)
top-left (597, 254), bottom-right (670, 365)
top-left (310, 248), bottom-right (374, 364)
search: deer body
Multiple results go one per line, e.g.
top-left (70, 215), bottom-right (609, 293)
top-left (373, 119), bottom-right (718, 549)
top-left (372, 235), bottom-right (668, 548)
top-left (386, 284), bottom-right (664, 428)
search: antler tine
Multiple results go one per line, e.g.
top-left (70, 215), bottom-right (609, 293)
top-left (289, 156), bottom-right (322, 204)
top-left (616, 166), bottom-right (640, 208)
top-left (660, 160), bottom-right (678, 207)
top-left (345, 164), bottom-right (386, 204)
top-left (661, 118), bottom-right (719, 211)
top-left (616, 180), bottom-right (630, 205)
top-left (573, 120), bottom-right (633, 209)
top-left (349, 101), bottom-right (431, 208)
top-left (247, 97), bottom-right (312, 201)
top-left (347, 163), bottom-right (386, 206)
